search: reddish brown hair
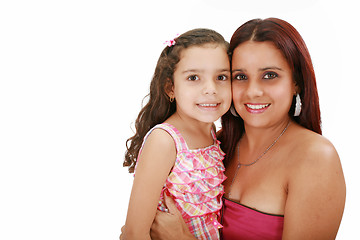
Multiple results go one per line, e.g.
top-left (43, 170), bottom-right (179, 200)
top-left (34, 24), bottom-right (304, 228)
top-left (219, 18), bottom-right (322, 165)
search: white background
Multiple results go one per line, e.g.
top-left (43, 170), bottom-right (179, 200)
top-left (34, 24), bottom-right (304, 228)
top-left (0, 0), bottom-right (359, 239)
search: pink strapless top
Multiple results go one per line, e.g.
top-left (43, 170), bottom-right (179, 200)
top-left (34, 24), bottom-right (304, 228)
top-left (221, 197), bottom-right (284, 240)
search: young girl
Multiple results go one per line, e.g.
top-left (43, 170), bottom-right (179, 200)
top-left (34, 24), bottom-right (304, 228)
top-left (122, 29), bottom-right (232, 239)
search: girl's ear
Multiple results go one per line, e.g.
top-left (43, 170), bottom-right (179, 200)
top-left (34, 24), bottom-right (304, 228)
top-left (164, 78), bottom-right (174, 98)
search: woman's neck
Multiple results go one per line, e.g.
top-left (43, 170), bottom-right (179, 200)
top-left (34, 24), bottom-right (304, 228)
top-left (242, 118), bottom-right (291, 153)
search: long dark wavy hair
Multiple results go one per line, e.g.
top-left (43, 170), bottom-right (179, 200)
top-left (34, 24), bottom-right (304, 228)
top-left (124, 28), bottom-right (229, 173)
top-left (219, 18), bottom-right (322, 166)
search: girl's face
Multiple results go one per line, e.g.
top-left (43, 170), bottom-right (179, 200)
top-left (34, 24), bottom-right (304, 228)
top-left (231, 41), bottom-right (296, 128)
top-left (170, 44), bottom-right (231, 124)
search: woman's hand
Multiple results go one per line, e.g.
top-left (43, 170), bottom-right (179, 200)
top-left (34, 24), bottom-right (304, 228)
top-left (150, 194), bottom-right (195, 240)
top-left (119, 225), bottom-right (125, 240)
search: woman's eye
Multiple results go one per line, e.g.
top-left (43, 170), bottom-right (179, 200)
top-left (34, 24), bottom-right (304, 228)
top-left (263, 72), bottom-right (278, 79)
top-left (187, 75), bottom-right (199, 81)
top-left (217, 75), bottom-right (228, 81)
top-left (233, 74), bottom-right (247, 81)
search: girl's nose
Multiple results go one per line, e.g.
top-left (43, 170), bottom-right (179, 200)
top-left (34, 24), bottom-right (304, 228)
top-left (203, 79), bottom-right (217, 95)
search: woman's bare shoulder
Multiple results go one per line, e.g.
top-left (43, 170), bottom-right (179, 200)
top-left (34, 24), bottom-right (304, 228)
top-left (285, 124), bottom-right (342, 177)
top-left (283, 124), bottom-right (346, 239)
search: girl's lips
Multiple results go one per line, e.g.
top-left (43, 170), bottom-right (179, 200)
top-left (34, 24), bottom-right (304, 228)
top-left (244, 103), bottom-right (270, 113)
top-left (198, 103), bottom-right (219, 107)
top-left (197, 103), bottom-right (220, 111)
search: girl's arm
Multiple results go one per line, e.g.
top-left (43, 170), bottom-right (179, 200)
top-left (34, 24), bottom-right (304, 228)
top-left (123, 129), bottom-right (176, 240)
top-left (282, 138), bottom-right (346, 239)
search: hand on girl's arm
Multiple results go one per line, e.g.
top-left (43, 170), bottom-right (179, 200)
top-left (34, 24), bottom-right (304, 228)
top-left (151, 194), bottom-right (196, 240)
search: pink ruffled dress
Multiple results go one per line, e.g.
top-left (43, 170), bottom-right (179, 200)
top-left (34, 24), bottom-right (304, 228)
top-left (138, 123), bottom-right (226, 239)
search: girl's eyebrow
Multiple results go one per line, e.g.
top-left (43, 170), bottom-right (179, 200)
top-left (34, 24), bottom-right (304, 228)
top-left (182, 69), bottom-right (230, 74)
top-left (182, 69), bottom-right (203, 74)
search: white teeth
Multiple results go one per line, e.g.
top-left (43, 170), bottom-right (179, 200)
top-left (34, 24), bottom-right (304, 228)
top-left (246, 104), bottom-right (270, 109)
top-left (199, 103), bottom-right (218, 107)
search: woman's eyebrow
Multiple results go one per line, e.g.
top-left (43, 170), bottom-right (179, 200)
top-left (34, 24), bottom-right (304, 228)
top-left (232, 69), bottom-right (244, 73)
top-left (232, 67), bottom-right (283, 73)
top-left (259, 66), bottom-right (283, 71)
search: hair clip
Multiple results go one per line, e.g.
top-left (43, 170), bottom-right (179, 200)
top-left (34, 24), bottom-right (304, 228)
top-left (164, 34), bottom-right (179, 47)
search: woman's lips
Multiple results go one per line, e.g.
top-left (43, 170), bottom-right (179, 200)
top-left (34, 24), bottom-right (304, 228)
top-left (244, 103), bottom-right (270, 113)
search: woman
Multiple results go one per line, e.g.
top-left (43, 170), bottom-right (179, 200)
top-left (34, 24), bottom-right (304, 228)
top-left (149, 18), bottom-right (346, 240)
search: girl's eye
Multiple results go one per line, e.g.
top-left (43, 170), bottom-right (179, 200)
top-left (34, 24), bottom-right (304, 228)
top-left (233, 74), bottom-right (247, 81)
top-left (263, 72), bottom-right (278, 79)
top-left (187, 75), bottom-right (199, 81)
top-left (217, 75), bottom-right (228, 81)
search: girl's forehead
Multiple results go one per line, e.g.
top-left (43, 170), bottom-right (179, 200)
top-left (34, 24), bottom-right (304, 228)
top-left (180, 43), bottom-right (226, 55)
top-left (176, 45), bottom-right (230, 72)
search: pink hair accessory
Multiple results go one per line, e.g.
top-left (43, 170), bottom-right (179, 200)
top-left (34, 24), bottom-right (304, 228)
top-left (164, 34), bottom-right (179, 47)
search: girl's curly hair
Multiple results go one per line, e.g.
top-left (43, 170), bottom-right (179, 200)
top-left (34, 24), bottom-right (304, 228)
top-left (123, 28), bottom-right (229, 173)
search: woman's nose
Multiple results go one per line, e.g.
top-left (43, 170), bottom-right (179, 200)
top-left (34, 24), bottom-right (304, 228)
top-left (246, 80), bottom-right (263, 98)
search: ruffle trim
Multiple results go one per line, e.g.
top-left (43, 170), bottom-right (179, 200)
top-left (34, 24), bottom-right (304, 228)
top-left (166, 170), bottom-right (226, 193)
top-left (173, 143), bottom-right (225, 173)
top-left (167, 182), bottom-right (225, 203)
top-left (159, 142), bottom-right (226, 217)
top-left (176, 197), bottom-right (223, 218)
top-left (167, 163), bottom-right (225, 185)
top-left (158, 190), bottom-right (225, 218)
top-left (158, 165), bottom-right (226, 218)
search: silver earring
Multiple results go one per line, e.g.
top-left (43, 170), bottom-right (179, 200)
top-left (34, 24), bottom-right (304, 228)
top-left (230, 105), bottom-right (239, 117)
top-left (294, 93), bottom-right (302, 116)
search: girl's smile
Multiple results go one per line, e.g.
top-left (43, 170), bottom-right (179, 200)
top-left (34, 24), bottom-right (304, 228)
top-left (197, 102), bottom-right (221, 110)
top-left (170, 44), bottom-right (231, 124)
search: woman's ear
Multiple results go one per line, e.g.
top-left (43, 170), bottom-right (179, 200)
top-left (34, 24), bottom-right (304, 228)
top-left (293, 80), bottom-right (300, 95)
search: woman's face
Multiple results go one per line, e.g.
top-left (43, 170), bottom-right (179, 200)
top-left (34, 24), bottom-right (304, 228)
top-left (231, 41), bottom-right (296, 128)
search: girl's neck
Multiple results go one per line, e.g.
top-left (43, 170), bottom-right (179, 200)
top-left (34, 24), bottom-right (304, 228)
top-left (166, 112), bottom-right (215, 149)
top-left (168, 112), bottom-right (214, 134)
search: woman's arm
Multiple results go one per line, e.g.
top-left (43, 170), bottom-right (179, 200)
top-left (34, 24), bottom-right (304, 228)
top-left (282, 137), bottom-right (346, 239)
top-left (123, 129), bottom-right (176, 240)
top-left (151, 194), bottom-right (196, 240)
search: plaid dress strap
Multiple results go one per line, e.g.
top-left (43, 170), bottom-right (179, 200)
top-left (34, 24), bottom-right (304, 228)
top-left (157, 123), bottom-right (189, 153)
top-left (137, 123), bottom-right (187, 159)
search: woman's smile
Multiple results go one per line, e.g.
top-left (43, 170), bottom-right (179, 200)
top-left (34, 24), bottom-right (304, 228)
top-left (245, 103), bottom-right (271, 113)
